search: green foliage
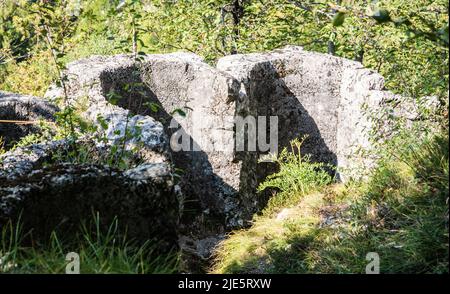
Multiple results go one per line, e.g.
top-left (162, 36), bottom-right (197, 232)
top-left (347, 132), bottom-right (449, 273)
top-left (210, 191), bottom-right (326, 274)
top-left (403, 133), bottom-right (449, 192)
top-left (47, 139), bottom-right (141, 170)
top-left (258, 136), bottom-right (333, 215)
top-left (11, 120), bottom-right (60, 149)
top-left (212, 131), bottom-right (449, 274)
top-left (333, 12), bottom-right (346, 27)
top-left (10, 108), bottom-right (140, 170)
top-left (0, 50), bottom-right (56, 96)
top-left (11, 108), bottom-right (92, 149)
top-left (1, 0), bottom-right (447, 104)
top-left (0, 214), bottom-right (179, 274)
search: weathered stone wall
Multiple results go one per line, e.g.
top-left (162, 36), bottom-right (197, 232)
top-left (38, 46), bottom-right (410, 228)
top-left (217, 46), bottom-right (394, 182)
top-left (0, 91), bottom-right (58, 147)
top-left (3, 46), bottom-right (434, 261)
top-left (218, 46), bottom-right (341, 165)
top-left (38, 46), bottom-right (407, 228)
top-left (1, 45), bottom-right (442, 268)
top-left (48, 53), bottom-right (246, 227)
top-left (0, 157), bottom-right (178, 250)
top-left (0, 92), bottom-right (180, 250)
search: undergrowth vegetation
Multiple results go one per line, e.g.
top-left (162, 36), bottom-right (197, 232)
top-left (211, 131), bottom-right (449, 274)
top-left (258, 136), bottom-right (333, 215)
top-left (5, 101), bottom-right (145, 170)
top-left (0, 214), bottom-right (179, 274)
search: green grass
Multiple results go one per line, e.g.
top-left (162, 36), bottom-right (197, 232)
top-left (0, 214), bottom-right (180, 274)
top-left (258, 136), bottom-right (334, 216)
top-left (211, 133), bottom-right (449, 274)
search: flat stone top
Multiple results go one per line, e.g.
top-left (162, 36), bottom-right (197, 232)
top-left (65, 52), bottom-right (206, 72)
top-left (0, 91), bottom-right (41, 101)
top-left (216, 45), bottom-right (366, 80)
top-left (0, 91), bottom-right (59, 116)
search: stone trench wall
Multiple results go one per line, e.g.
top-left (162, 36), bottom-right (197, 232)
top-left (42, 46), bottom-right (399, 228)
top-left (0, 91), bottom-right (179, 251)
top-left (1, 47), bottom-right (405, 243)
top-left (0, 92), bottom-right (59, 147)
top-left (44, 53), bottom-right (245, 227)
top-left (217, 46), bottom-right (396, 182)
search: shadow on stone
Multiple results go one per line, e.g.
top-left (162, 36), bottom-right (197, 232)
top-left (235, 61), bottom-right (338, 214)
top-left (98, 68), bottom-right (236, 235)
top-left (0, 91), bottom-right (58, 148)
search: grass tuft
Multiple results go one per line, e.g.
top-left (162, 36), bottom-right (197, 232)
top-left (258, 136), bottom-right (334, 216)
top-left (0, 213), bottom-right (179, 274)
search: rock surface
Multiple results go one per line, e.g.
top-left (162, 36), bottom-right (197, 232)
top-left (44, 47), bottom-right (423, 228)
top-left (0, 141), bottom-right (179, 251)
top-left (0, 91), bottom-right (58, 147)
top-left (48, 53), bottom-right (245, 227)
top-left (0, 92), bottom-right (179, 250)
top-left (217, 46), bottom-right (388, 181)
top-left (0, 160), bottom-right (178, 250)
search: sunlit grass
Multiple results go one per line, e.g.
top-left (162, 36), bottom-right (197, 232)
top-left (211, 133), bottom-right (449, 274)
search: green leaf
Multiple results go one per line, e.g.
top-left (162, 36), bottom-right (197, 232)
top-left (171, 108), bottom-right (187, 117)
top-left (107, 89), bottom-right (121, 105)
top-left (144, 102), bottom-right (160, 112)
top-left (332, 12), bottom-right (346, 27)
top-left (96, 115), bottom-right (108, 130)
top-left (137, 39), bottom-right (146, 47)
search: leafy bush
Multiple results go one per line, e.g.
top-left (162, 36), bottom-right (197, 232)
top-left (1, 0), bottom-right (448, 102)
top-left (258, 136), bottom-right (333, 215)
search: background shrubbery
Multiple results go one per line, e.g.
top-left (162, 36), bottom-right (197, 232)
top-left (1, 0), bottom-right (448, 99)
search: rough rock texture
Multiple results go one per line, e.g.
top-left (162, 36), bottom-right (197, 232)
top-left (0, 140), bottom-right (65, 180)
top-left (44, 47), bottom-right (419, 228)
top-left (0, 163), bottom-right (178, 249)
top-left (0, 141), bottom-right (179, 250)
top-left (179, 234), bottom-right (224, 272)
top-left (46, 53), bottom-right (245, 226)
top-left (217, 46), bottom-right (396, 181)
top-left (1, 89), bottom-right (179, 250)
top-left (0, 91), bottom-right (58, 147)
